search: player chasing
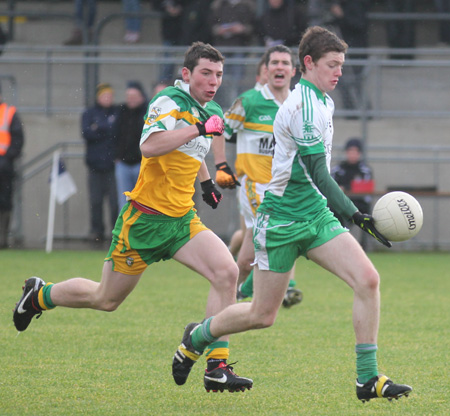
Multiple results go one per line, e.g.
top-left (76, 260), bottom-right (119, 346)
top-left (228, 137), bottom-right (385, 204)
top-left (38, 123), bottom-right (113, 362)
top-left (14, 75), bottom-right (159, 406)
top-left (213, 46), bottom-right (303, 308)
top-left (173, 27), bottom-right (412, 402)
top-left (13, 42), bottom-right (252, 393)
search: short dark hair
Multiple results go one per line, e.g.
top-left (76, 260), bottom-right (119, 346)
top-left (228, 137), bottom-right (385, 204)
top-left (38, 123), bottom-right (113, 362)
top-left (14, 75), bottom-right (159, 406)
top-left (298, 26), bottom-right (348, 73)
top-left (264, 44), bottom-right (296, 67)
top-left (183, 42), bottom-right (225, 72)
top-left (345, 137), bottom-right (363, 151)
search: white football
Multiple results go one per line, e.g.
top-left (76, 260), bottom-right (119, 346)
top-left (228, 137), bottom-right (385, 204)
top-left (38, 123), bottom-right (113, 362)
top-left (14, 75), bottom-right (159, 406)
top-left (372, 191), bottom-right (423, 242)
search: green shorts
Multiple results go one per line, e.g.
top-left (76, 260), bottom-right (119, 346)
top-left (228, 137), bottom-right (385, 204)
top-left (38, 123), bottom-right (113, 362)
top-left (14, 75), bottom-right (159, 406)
top-left (105, 202), bottom-right (208, 275)
top-left (253, 208), bottom-right (348, 273)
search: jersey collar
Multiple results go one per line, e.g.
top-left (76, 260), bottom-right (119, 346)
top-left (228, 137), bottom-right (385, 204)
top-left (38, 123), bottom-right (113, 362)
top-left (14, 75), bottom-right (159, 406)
top-left (174, 79), bottom-right (208, 108)
top-left (299, 78), bottom-right (327, 105)
top-left (261, 83), bottom-right (289, 107)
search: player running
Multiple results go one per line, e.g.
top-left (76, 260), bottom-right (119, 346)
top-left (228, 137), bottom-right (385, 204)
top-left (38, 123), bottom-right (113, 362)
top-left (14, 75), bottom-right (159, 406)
top-left (173, 27), bottom-right (412, 402)
top-left (13, 42), bottom-right (252, 393)
top-left (214, 45), bottom-right (303, 307)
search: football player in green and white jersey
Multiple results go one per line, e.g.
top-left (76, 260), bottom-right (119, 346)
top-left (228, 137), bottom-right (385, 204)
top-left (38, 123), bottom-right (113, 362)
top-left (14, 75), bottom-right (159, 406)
top-left (177, 27), bottom-right (413, 402)
top-left (215, 45), bottom-right (303, 307)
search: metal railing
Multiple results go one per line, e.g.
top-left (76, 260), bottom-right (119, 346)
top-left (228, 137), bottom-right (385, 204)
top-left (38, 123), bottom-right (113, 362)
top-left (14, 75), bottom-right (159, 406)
top-left (2, 44), bottom-right (450, 115)
top-left (11, 141), bottom-right (450, 250)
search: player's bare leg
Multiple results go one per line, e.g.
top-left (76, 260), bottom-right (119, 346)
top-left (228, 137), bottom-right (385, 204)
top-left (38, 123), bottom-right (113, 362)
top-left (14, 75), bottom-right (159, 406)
top-left (209, 266), bottom-right (292, 336)
top-left (173, 230), bottom-right (238, 321)
top-left (307, 232), bottom-right (379, 343)
top-left (13, 262), bottom-right (142, 331)
top-left (307, 232), bottom-right (412, 402)
top-left (236, 227), bottom-right (255, 287)
top-left (172, 230), bottom-right (252, 391)
top-left (50, 262), bottom-right (142, 311)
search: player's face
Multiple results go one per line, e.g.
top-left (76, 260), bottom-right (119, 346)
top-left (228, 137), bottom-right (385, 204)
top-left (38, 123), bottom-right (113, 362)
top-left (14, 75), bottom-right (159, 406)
top-left (306, 51), bottom-right (345, 94)
top-left (182, 58), bottom-right (223, 106)
top-left (267, 51), bottom-right (295, 90)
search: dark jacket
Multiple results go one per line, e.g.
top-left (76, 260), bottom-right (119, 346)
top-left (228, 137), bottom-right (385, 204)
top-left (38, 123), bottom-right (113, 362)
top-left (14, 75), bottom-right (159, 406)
top-left (258, 1), bottom-right (307, 47)
top-left (115, 101), bottom-right (148, 165)
top-left (81, 103), bottom-right (119, 172)
top-left (331, 159), bottom-right (373, 213)
top-left (210, 0), bottom-right (256, 47)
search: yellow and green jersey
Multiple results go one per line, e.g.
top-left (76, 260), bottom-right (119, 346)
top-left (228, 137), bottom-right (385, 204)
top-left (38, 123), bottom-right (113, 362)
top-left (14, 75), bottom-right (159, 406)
top-left (224, 84), bottom-right (285, 183)
top-left (125, 81), bottom-right (223, 217)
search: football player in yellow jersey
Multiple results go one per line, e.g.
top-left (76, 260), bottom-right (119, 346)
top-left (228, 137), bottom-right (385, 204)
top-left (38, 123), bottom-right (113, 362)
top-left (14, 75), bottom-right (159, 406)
top-left (13, 42), bottom-right (252, 393)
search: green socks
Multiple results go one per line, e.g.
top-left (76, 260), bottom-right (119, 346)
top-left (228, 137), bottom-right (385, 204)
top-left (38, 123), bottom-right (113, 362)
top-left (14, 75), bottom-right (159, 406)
top-left (356, 344), bottom-right (378, 383)
top-left (191, 317), bottom-right (219, 353)
top-left (240, 270), bottom-right (254, 297)
top-left (37, 283), bottom-right (56, 310)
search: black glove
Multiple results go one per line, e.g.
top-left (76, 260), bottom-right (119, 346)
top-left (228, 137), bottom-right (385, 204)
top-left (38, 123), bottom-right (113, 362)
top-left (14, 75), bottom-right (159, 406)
top-left (201, 179), bottom-right (223, 209)
top-left (196, 115), bottom-right (224, 136)
top-left (352, 212), bottom-right (392, 248)
top-left (215, 162), bottom-right (241, 189)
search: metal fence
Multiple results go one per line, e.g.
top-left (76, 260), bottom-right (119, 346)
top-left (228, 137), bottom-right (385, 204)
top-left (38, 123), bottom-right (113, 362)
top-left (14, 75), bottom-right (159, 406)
top-left (2, 6), bottom-right (450, 250)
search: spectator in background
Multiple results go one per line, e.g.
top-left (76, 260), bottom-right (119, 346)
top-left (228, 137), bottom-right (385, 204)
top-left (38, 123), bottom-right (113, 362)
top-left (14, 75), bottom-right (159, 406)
top-left (257, 0), bottom-right (308, 48)
top-left (328, 0), bottom-right (370, 112)
top-left (209, 0), bottom-right (257, 107)
top-left (152, 80), bottom-right (172, 96)
top-left (151, 0), bottom-right (185, 82)
top-left (434, 0), bottom-right (450, 45)
top-left (181, 0), bottom-right (213, 44)
top-left (82, 83), bottom-right (119, 242)
top-left (63, 0), bottom-right (97, 45)
top-left (331, 137), bottom-right (374, 249)
top-left (115, 81), bottom-right (148, 208)
top-left (0, 84), bottom-right (24, 249)
top-left (0, 24), bottom-right (7, 55)
top-left (386, 0), bottom-right (416, 59)
top-left (123, 0), bottom-right (142, 44)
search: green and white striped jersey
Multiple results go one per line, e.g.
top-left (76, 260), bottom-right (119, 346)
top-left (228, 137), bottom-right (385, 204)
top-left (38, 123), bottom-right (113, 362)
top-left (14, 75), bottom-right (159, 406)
top-left (260, 78), bottom-right (336, 221)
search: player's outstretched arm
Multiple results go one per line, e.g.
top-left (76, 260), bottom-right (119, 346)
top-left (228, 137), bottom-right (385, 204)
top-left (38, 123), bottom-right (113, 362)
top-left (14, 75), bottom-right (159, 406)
top-left (352, 212), bottom-right (392, 248)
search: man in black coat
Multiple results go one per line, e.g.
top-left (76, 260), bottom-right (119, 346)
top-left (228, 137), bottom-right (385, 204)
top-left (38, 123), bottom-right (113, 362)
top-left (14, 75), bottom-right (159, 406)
top-left (82, 83), bottom-right (119, 242)
top-left (115, 81), bottom-right (148, 208)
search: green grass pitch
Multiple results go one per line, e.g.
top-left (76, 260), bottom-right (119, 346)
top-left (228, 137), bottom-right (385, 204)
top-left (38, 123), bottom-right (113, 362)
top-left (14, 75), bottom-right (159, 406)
top-left (1, 250), bottom-right (449, 415)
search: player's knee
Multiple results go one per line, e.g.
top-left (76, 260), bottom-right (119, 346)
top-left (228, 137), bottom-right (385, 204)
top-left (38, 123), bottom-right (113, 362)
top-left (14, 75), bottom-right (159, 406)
top-left (252, 313), bottom-right (276, 329)
top-left (356, 266), bottom-right (380, 293)
top-left (249, 307), bottom-right (277, 329)
top-left (237, 256), bottom-right (253, 275)
top-left (97, 297), bottom-right (122, 312)
top-left (213, 261), bottom-right (239, 290)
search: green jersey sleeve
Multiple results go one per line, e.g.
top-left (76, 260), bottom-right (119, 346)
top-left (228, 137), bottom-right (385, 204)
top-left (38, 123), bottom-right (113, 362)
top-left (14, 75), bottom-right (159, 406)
top-left (303, 153), bottom-right (358, 220)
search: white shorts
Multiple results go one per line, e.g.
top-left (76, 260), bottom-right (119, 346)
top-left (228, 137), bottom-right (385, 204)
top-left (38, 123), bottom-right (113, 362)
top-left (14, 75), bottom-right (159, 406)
top-left (239, 175), bottom-right (269, 229)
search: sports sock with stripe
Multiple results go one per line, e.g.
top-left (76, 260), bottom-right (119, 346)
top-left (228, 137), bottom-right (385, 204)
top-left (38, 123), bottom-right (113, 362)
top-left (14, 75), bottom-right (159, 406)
top-left (205, 341), bottom-right (230, 370)
top-left (37, 283), bottom-right (56, 310)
